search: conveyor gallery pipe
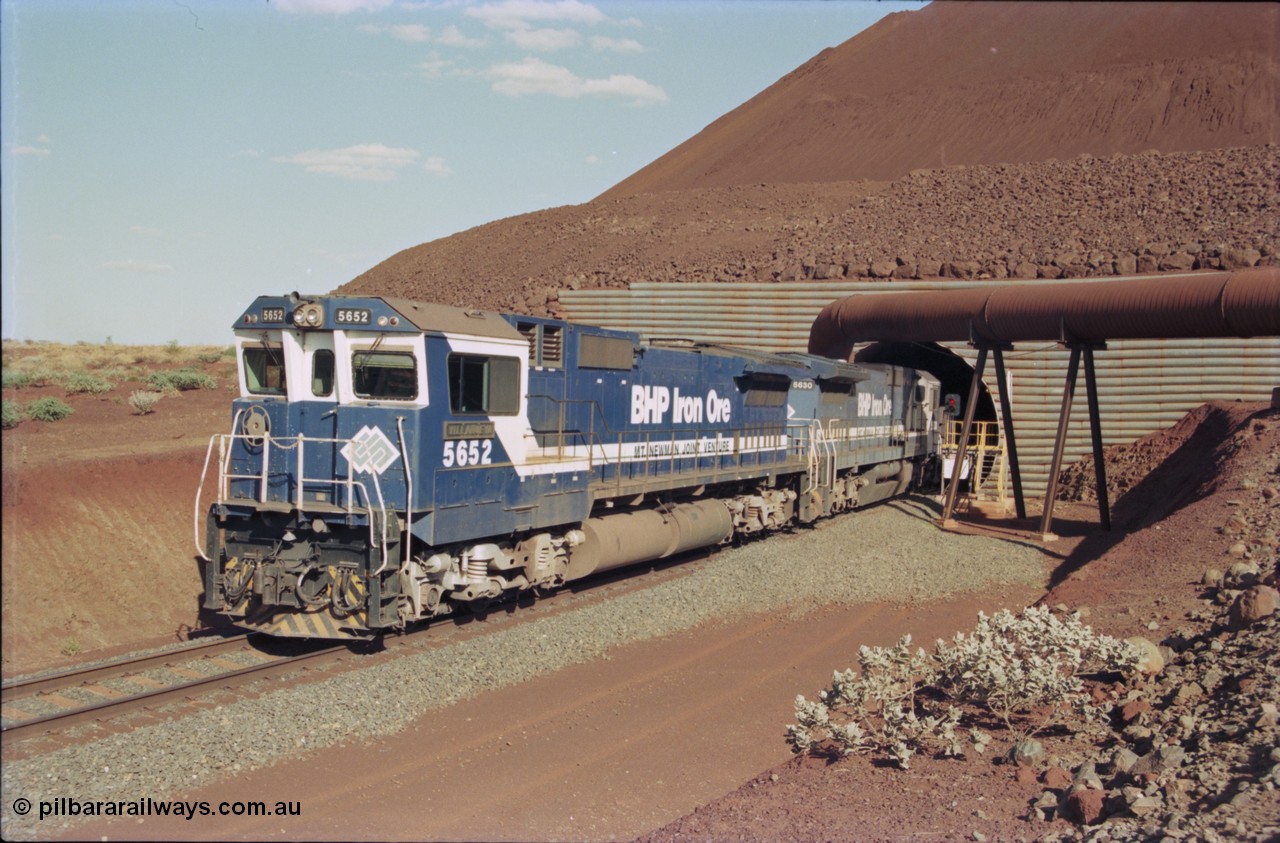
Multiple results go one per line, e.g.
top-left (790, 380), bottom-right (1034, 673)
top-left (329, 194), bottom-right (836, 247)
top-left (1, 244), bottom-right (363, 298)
top-left (807, 267), bottom-right (1280, 538)
top-left (808, 268), bottom-right (1280, 359)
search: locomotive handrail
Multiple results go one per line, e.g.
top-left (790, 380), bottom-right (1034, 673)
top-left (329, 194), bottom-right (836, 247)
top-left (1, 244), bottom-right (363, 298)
top-left (199, 431), bottom-right (390, 573)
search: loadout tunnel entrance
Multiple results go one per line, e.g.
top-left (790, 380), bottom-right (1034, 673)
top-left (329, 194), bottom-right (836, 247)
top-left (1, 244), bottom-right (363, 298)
top-left (808, 267), bottom-right (1280, 538)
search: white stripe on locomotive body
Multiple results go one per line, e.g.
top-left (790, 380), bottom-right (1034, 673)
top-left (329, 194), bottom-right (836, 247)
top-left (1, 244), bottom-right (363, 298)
top-left (518, 434), bottom-right (792, 473)
top-left (440, 330), bottom-right (538, 473)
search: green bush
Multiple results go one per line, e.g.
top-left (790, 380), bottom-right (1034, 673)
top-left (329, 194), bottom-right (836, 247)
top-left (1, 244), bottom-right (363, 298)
top-left (95, 366), bottom-right (138, 382)
top-left (25, 396), bottom-right (73, 422)
top-left (1, 367), bottom-right (56, 389)
top-left (1, 400), bottom-right (22, 429)
top-left (61, 370), bottom-right (114, 395)
top-left (147, 367), bottom-right (217, 391)
top-left (2, 369), bottom-right (32, 389)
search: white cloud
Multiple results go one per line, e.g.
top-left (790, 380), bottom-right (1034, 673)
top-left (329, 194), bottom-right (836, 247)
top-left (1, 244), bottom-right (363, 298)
top-left (468, 0), bottom-right (606, 29)
top-left (361, 22), bottom-right (485, 48)
top-left (506, 25), bottom-right (580, 50)
top-left (102, 260), bottom-right (174, 273)
top-left (436, 24), bottom-right (486, 48)
top-left (390, 23), bottom-right (431, 41)
top-left (423, 156), bottom-right (453, 177)
top-left (485, 57), bottom-right (666, 104)
top-left (273, 143), bottom-right (421, 181)
top-left (274, 0), bottom-right (393, 14)
top-left (12, 145), bottom-right (51, 157)
top-left (415, 56), bottom-right (455, 78)
top-left (359, 23), bottom-right (432, 41)
top-left (584, 154), bottom-right (600, 165)
top-left (590, 35), bottom-right (643, 53)
top-left (130, 225), bottom-right (163, 237)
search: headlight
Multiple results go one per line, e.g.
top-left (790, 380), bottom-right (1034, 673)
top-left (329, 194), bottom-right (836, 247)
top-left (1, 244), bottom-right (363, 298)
top-left (293, 303), bottom-right (325, 329)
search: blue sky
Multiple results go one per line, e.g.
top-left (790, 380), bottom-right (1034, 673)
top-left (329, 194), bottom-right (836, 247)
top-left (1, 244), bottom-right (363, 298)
top-left (2, 0), bottom-right (922, 346)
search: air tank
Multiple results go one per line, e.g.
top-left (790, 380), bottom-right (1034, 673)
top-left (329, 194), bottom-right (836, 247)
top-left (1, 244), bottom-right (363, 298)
top-left (565, 500), bottom-right (734, 581)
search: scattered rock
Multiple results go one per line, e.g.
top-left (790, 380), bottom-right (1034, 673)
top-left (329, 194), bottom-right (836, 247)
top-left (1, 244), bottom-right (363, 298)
top-left (1065, 788), bottom-right (1107, 825)
top-left (1043, 767), bottom-right (1073, 789)
top-left (1228, 585), bottom-right (1279, 629)
top-left (1225, 561), bottom-right (1261, 588)
top-left (1126, 637), bottom-right (1165, 676)
top-left (1010, 739), bottom-right (1044, 766)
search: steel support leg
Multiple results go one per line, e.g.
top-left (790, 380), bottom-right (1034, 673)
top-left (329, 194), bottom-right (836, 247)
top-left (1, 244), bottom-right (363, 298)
top-left (992, 346), bottom-right (1026, 519)
top-left (941, 345), bottom-right (988, 523)
top-left (1039, 345), bottom-right (1082, 538)
top-left (1082, 345), bottom-right (1111, 531)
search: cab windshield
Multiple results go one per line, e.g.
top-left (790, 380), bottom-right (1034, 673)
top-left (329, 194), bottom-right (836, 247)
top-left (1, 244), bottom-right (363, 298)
top-left (352, 350), bottom-right (418, 400)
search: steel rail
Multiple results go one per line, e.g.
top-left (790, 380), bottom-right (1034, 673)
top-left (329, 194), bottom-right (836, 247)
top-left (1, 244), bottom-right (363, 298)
top-left (1, 641), bottom-right (348, 748)
top-left (1, 634), bottom-right (258, 704)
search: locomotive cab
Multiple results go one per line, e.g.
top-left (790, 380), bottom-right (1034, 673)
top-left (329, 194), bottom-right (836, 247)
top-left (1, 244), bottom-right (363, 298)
top-left (201, 294), bottom-right (533, 637)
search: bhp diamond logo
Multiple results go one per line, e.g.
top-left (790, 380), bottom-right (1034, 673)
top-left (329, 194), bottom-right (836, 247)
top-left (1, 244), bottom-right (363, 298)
top-left (341, 425), bottom-right (400, 475)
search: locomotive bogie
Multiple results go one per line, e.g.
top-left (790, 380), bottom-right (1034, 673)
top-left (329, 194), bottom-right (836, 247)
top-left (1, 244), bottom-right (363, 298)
top-left (197, 294), bottom-right (941, 639)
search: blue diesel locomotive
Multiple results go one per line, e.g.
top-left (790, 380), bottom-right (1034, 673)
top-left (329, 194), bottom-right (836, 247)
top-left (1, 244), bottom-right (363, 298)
top-left (197, 293), bottom-right (941, 638)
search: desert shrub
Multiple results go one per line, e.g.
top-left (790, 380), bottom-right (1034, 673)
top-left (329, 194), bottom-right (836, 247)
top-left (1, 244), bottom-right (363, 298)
top-left (95, 365), bottom-right (138, 382)
top-left (25, 396), bottom-right (73, 422)
top-left (147, 367), bottom-right (217, 391)
top-left (128, 390), bottom-right (162, 415)
top-left (2, 399), bottom-right (22, 428)
top-left (787, 608), bottom-right (1138, 769)
top-left (934, 606), bottom-right (1139, 737)
top-left (2, 366), bottom-right (56, 389)
top-left (2, 369), bottom-right (33, 389)
top-left (787, 635), bottom-right (978, 769)
top-left (61, 370), bottom-right (114, 395)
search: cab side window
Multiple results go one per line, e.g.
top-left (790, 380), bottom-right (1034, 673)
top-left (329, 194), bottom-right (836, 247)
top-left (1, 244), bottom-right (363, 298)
top-left (312, 349), bottom-right (335, 397)
top-left (448, 354), bottom-right (520, 415)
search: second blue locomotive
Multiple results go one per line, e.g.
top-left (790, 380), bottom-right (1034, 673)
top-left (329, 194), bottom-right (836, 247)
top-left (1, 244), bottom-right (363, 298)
top-left (198, 293), bottom-right (941, 638)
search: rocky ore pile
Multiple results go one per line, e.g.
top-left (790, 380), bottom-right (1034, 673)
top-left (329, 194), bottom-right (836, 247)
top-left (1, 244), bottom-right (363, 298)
top-left (1034, 567), bottom-right (1279, 842)
top-left (784, 145), bottom-right (1278, 284)
top-left (344, 145), bottom-right (1278, 318)
top-left (1035, 418), bottom-right (1280, 842)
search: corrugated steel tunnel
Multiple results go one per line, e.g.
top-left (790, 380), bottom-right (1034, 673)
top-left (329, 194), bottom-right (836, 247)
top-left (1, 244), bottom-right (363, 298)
top-left (807, 267), bottom-right (1280, 536)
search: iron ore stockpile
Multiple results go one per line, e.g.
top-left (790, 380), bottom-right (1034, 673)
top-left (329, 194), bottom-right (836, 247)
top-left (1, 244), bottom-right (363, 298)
top-left (342, 145), bottom-right (1279, 317)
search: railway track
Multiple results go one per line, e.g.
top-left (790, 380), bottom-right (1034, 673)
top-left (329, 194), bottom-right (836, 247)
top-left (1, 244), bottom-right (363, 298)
top-left (0, 547), bottom-right (717, 752)
top-left (0, 633), bottom-right (348, 748)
